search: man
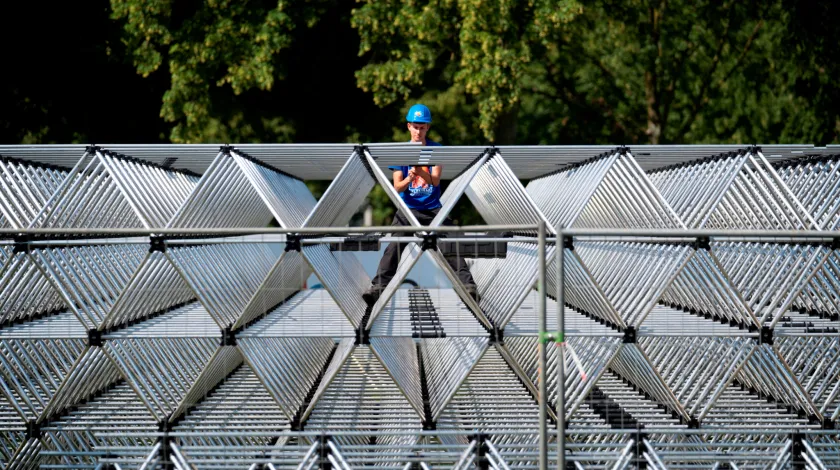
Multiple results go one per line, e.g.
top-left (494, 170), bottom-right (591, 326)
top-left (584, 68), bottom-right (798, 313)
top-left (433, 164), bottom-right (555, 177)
top-left (362, 104), bottom-right (477, 306)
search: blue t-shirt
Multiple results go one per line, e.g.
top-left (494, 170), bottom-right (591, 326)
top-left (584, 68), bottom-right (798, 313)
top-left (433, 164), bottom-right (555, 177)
top-left (388, 140), bottom-right (442, 210)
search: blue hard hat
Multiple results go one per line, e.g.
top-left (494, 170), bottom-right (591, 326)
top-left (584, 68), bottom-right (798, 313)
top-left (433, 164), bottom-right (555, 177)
top-left (406, 104), bottom-right (432, 123)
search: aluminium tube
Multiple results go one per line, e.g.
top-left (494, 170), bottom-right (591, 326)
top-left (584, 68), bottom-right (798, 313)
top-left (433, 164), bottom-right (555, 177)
top-left (556, 227), bottom-right (566, 470)
top-left (538, 220), bottom-right (548, 470)
top-left (0, 223), bottom-right (540, 236)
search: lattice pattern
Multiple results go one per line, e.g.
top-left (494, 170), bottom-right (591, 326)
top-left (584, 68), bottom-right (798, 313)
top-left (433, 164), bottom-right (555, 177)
top-left (0, 143), bottom-right (836, 468)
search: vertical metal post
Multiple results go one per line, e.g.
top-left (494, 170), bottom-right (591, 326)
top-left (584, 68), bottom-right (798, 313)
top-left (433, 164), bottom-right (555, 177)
top-left (537, 220), bottom-right (548, 470)
top-left (556, 228), bottom-right (566, 470)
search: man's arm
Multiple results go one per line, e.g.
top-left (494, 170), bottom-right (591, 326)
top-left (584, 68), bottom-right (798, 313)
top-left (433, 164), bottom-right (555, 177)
top-left (411, 165), bottom-right (442, 186)
top-left (393, 169), bottom-right (412, 193)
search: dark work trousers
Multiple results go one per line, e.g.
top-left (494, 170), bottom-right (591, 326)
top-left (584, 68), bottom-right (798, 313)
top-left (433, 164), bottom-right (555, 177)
top-left (370, 208), bottom-right (475, 289)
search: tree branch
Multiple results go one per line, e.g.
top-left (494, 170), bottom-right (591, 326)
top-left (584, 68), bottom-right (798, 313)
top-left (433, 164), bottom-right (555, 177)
top-left (674, 3), bottom-right (738, 139)
top-left (719, 19), bottom-right (764, 84)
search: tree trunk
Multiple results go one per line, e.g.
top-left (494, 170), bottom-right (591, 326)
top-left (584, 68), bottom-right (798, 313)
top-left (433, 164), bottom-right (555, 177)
top-left (645, 2), bottom-right (665, 144)
top-left (645, 70), bottom-right (662, 144)
top-left (494, 102), bottom-right (520, 145)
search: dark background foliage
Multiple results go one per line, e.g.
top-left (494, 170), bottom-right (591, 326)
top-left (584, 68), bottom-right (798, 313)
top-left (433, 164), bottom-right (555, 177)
top-left (2, 0), bottom-right (838, 225)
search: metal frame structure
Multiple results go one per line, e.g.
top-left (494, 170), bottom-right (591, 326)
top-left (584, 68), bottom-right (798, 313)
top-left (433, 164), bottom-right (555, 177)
top-left (0, 143), bottom-right (839, 469)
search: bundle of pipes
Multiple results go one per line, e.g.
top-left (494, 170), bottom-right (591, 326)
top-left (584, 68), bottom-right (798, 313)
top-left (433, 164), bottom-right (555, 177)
top-left (0, 142), bottom-right (838, 469)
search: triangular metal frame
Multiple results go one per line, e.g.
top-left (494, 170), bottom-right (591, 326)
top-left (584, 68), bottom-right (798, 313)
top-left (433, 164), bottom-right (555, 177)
top-left (712, 241), bottom-right (831, 327)
top-left (172, 360), bottom-right (291, 453)
top-left (168, 345), bottom-right (243, 423)
top-left (38, 346), bottom-right (122, 422)
top-left (238, 336), bottom-right (337, 421)
top-left (299, 338), bottom-right (356, 423)
top-left (609, 343), bottom-right (692, 423)
top-left (777, 153), bottom-right (840, 230)
top-left (736, 343), bottom-right (823, 419)
top-left (791, 248), bottom-right (840, 318)
top-left (639, 336), bottom-right (755, 421)
top-left (436, 345), bottom-right (541, 445)
top-left (0, 245), bottom-right (66, 326)
top-left (0, 338), bottom-right (88, 422)
top-left (169, 148), bottom-right (315, 229)
top-left (301, 343), bottom-right (423, 441)
top-left (369, 337), bottom-right (424, 419)
top-left (28, 241), bottom-right (151, 330)
top-left (421, 337), bottom-right (489, 422)
top-left (102, 249), bottom-right (196, 331)
top-left (33, 148), bottom-right (199, 229)
top-left (0, 155), bottom-right (68, 230)
top-left (775, 336), bottom-right (840, 421)
top-left (528, 149), bottom-right (684, 230)
top-left (165, 240), bottom-right (298, 330)
top-left (649, 148), bottom-right (814, 230)
top-left (572, 240), bottom-right (759, 329)
top-left (103, 336), bottom-right (220, 422)
top-left (503, 336), bottom-right (623, 421)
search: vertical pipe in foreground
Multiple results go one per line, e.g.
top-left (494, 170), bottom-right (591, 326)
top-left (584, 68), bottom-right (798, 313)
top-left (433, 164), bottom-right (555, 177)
top-left (537, 220), bottom-right (548, 470)
top-left (556, 228), bottom-right (566, 470)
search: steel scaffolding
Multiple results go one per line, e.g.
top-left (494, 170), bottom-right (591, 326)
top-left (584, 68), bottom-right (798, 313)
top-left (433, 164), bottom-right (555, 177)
top-left (0, 143), bottom-right (839, 469)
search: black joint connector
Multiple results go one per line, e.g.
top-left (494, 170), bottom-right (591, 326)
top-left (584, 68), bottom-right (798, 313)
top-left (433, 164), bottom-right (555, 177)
top-left (290, 417), bottom-right (303, 431)
top-left (85, 145), bottom-right (101, 154)
top-left (355, 327), bottom-right (370, 345)
top-left (25, 420), bottom-right (41, 439)
top-left (220, 144), bottom-right (233, 155)
top-left (13, 235), bottom-right (29, 253)
top-left (821, 417), bottom-right (835, 429)
top-left (623, 326), bottom-right (636, 344)
top-left (618, 145), bottom-right (628, 155)
top-left (318, 434), bottom-right (331, 468)
top-left (354, 144), bottom-right (369, 156)
top-left (562, 235), bottom-right (574, 250)
top-left (831, 237), bottom-right (840, 250)
top-left (421, 234), bottom-right (438, 251)
top-left (285, 235), bottom-right (301, 252)
top-left (221, 327), bottom-right (237, 346)
top-left (488, 327), bottom-right (504, 345)
top-left (759, 326), bottom-right (774, 345)
top-left (686, 416), bottom-right (700, 429)
top-left (472, 432), bottom-right (490, 469)
top-left (149, 236), bottom-right (166, 253)
top-left (158, 419), bottom-right (174, 433)
top-left (791, 431), bottom-right (803, 458)
top-left (693, 236), bottom-right (711, 250)
top-left (87, 329), bottom-right (103, 347)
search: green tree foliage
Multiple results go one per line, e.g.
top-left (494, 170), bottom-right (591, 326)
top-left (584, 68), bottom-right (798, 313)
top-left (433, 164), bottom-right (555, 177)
top-left (110, 0), bottom-right (332, 143)
top-left (352, 0), bottom-right (840, 146)
top-left (5, 1), bottom-right (838, 152)
top-left (352, 0), bottom-right (583, 143)
top-left (529, 0), bottom-right (836, 144)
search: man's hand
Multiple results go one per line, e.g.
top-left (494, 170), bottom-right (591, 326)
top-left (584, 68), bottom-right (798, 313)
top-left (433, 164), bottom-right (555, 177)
top-left (407, 167), bottom-right (417, 179)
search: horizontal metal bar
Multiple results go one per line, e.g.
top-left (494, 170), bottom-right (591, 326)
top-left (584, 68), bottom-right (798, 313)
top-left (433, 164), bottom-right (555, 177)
top-left (0, 224), bottom-right (540, 236)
